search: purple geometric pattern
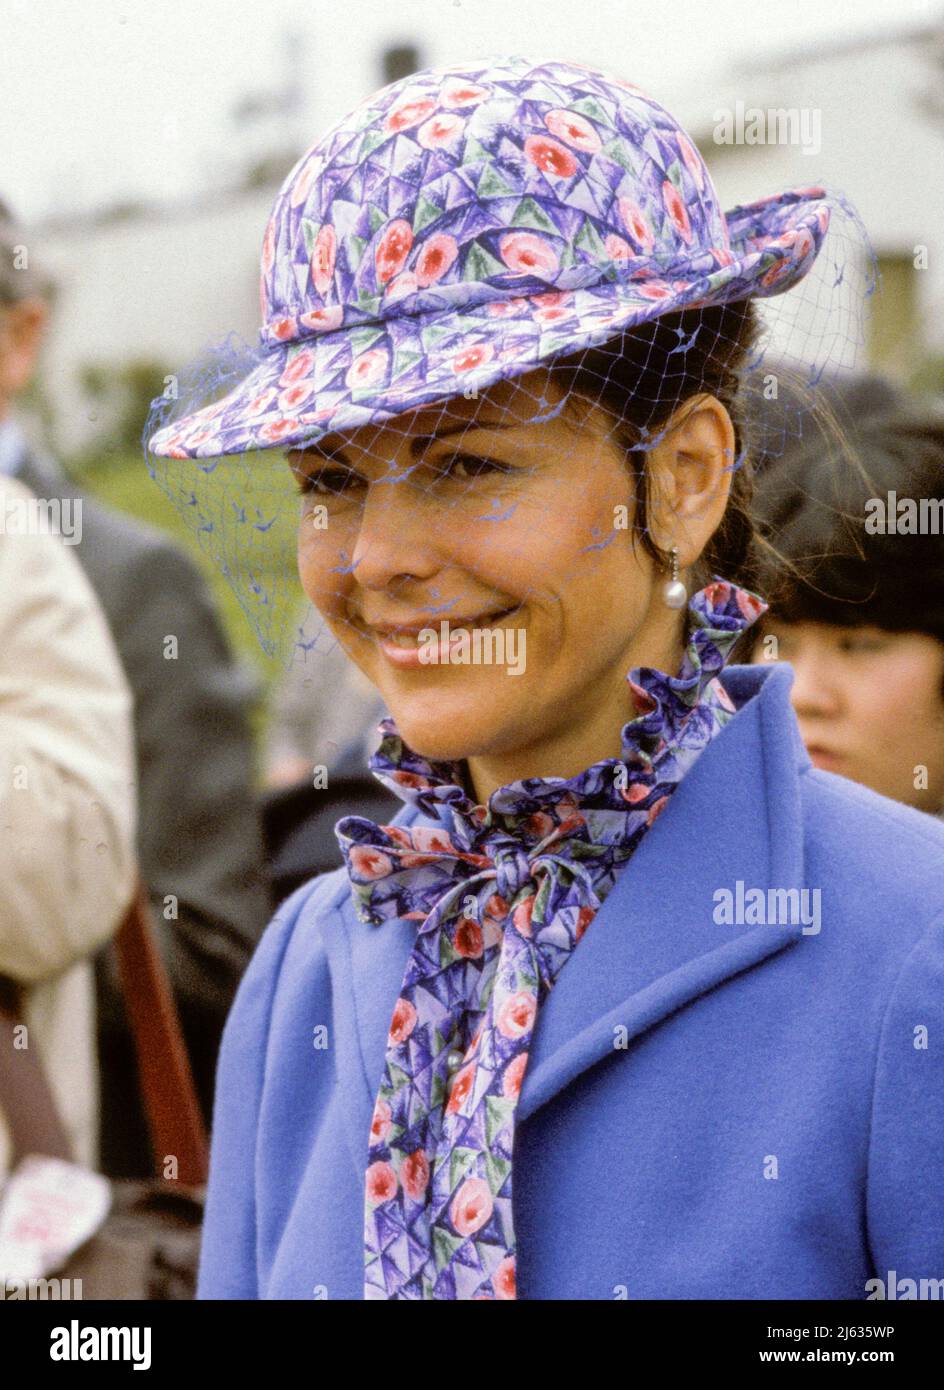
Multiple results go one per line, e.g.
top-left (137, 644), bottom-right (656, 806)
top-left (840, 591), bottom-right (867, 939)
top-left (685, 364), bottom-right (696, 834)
top-left (146, 55), bottom-right (831, 461)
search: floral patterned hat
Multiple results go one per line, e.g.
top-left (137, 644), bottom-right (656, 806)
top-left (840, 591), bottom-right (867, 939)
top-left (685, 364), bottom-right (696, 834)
top-left (146, 53), bottom-right (843, 462)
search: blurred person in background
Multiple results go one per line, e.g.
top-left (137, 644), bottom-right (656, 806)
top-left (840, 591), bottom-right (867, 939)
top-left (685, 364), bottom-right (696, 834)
top-left (749, 369), bottom-right (907, 480)
top-left (0, 473), bottom-right (136, 1180)
top-left (751, 408), bottom-right (944, 817)
top-left (260, 626), bottom-right (400, 905)
top-left (0, 199), bottom-right (270, 1177)
top-left (265, 626), bottom-right (386, 788)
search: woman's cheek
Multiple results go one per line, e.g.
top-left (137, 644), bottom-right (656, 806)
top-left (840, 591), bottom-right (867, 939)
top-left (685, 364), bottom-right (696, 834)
top-left (297, 509), bottom-right (349, 617)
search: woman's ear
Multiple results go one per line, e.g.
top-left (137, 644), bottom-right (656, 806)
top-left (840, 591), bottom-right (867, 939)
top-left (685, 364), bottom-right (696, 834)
top-left (645, 393), bottom-right (736, 566)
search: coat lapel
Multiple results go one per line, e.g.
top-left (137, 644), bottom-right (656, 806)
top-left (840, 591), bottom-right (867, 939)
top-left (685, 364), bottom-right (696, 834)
top-left (517, 660), bottom-right (809, 1121)
top-left (324, 660), bottom-right (811, 1175)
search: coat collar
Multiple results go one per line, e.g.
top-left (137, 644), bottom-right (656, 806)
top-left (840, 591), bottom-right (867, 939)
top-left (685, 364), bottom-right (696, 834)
top-left (320, 660), bottom-right (811, 1175)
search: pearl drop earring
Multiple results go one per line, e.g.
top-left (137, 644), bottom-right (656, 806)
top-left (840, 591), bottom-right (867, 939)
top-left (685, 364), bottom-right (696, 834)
top-left (663, 545), bottom-right (687, 610)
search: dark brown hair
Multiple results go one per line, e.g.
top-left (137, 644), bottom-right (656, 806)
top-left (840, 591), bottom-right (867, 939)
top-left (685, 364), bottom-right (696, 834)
top-left (751, 412), bottom-right (944, 641)
top-left (545, 300), bottom-right (837, 596)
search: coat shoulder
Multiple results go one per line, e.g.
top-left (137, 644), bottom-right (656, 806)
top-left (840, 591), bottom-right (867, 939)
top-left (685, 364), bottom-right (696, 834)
top-left (219, 866), bottom-right (352, 1053)
top-left (266, 866), bottom-right (353, 968)
top-left (799, 766), bottom-right (944, 945)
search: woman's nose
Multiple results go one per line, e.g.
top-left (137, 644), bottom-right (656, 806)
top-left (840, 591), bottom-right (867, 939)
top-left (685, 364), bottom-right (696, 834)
top-left (347, 477), bottom-right (440, 590)
top-left (789, 647), bottom-right (844, 720)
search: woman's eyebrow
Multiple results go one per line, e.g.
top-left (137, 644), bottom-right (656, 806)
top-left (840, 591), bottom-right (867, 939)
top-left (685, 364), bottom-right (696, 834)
top-left (296, 419), bottom-right (519, 463)
top-left (405, 420), bottom-right (518, 459)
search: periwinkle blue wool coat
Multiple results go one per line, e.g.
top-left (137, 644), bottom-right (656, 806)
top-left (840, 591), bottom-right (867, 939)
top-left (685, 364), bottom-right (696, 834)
top-left (198, 662), bottom-right (944, 1300)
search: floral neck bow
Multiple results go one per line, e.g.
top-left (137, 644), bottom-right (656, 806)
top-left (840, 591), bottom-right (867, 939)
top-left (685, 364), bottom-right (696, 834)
top-left (335, 579), bottom-right (767, 1299)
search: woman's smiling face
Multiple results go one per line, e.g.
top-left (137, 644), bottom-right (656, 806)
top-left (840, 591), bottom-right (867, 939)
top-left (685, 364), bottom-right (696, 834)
top-left (289, 365), bottom-right (731, 796)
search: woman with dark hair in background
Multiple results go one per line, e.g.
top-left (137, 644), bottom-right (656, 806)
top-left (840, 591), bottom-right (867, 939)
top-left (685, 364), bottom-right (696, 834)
top-left (751, 411), bottom-right (944, 816)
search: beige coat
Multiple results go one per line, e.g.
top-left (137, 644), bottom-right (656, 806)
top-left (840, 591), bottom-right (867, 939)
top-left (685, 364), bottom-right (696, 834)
top-left (0, 474), bottom-right (136, 1180)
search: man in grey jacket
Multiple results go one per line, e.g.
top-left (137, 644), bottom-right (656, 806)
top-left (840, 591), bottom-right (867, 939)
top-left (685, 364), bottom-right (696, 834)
top-left (0, 201), bottom-right (270, 1177)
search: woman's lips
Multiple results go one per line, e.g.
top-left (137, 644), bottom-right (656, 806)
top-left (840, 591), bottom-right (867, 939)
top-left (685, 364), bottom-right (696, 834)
top-left (371, 608), bottom-right (519, 669)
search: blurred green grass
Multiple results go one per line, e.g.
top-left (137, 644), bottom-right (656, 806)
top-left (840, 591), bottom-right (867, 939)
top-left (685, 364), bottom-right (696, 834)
top-left (72, 448), bottom-right (304, 763)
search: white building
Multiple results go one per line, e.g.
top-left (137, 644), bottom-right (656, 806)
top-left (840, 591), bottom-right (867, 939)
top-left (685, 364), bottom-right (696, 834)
top-left (676, 18), bottom-right (944, 383)
top-left (26, 19), bottom-right (944, 457)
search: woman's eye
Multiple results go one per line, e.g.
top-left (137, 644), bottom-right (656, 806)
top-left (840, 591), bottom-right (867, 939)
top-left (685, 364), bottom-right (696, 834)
top-left (294, 468), bottom-right (363, 497)
top-left (838, 632), bottom-right (888, 656)
top-left (288, 450), bottom-right (506, 495)
top-left (436, 452), bottom-right (506, 481)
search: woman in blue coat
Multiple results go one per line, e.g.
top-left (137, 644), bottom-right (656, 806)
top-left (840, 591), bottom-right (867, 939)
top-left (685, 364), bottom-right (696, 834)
top-left (146, 55), bottom-right (944, 1300)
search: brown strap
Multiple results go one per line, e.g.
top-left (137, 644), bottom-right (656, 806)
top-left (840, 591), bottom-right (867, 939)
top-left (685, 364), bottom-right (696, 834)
top-left (113, 882), bottom-right (209, 1185)
top-left (0, 977), bottom-right (73, 1163)
top-left (0, 880), bottom-right (209, 1185)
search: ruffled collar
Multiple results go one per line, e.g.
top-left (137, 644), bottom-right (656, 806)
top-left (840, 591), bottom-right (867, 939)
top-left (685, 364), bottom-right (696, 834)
top-left (359, 578), bottom-right (767, 849)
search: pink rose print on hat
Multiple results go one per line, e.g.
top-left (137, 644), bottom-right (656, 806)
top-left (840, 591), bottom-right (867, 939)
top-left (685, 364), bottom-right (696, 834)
top-left (375, 219), bottom-right (413, 286)
top-left (246, 387), bottom-right (277, 417)
top-left (278, 382), bottom-right (314, 413)
top-left (440, 77), bottom-right (490, 108)
top-left (677, 130), bottom-right (705, 193)
top-left (450, 342), bottom-right (495, 374)
top-left (261, 218), bottom-right (276, 274)
top-left (384, 271), bottom-right (419, 306)
top-left (619, 198), bottom-right (655, 252)
top-left (415, 233), bottom-right (459, 286)
top-left (299, 305), bottom-right (343, 333)
top-left (279, 349), bottom-right (316, 386)
top-left (662, 180), bottom-right (693, 245)
top-left (760, 257), bottom-right (795, 289)
top-left (257, 417), bottom-right (296, 442)
top-left (485, 296), bottom-right (528, 317)
top-left (638, 280), bottom-right (674, 300)
top-left (310, 224), bottom-right (337, 296)
top-left (345, 348), bottom-right (389, 389)
top-left (544, 108), bottom-right (602, 153)
top-left (523, 134), bottom-right (579, 179)
top-left (289, 155), bottom-right (321, 209)
top-left (606, 233), bottom-right (634, 261)
top-left (384, 95), bottom-right (436, 133)
top-left (499, 231), bottom-right (560, 277)
top-left (417, 111), bottom-right (465, 149)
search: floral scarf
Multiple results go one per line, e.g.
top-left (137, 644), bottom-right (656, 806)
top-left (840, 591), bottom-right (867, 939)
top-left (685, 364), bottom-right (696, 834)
top-left (335, 578), bottom-right (767, 1299)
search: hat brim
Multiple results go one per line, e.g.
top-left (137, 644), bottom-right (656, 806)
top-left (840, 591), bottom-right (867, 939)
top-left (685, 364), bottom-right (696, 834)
top-left (146, 188), bottom-right (830, 461)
